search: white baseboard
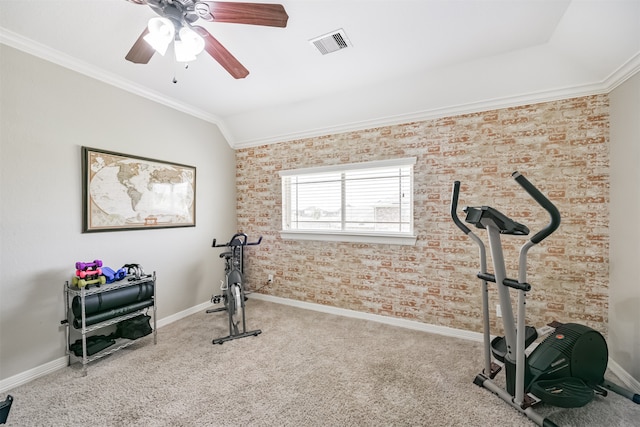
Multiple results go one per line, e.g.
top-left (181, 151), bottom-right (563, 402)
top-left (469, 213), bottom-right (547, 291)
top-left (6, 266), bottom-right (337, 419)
top-left (248, 293), bottom-right (484, 342)
top-left (0, 356), bottom-right (69, 395)
top-left (3, 295), bottom-right (639, 396)
top-left (608, 358), bottom-right (640, 393)
top-left (0, 302), bottom-right (212, 394)
top-left (155, 301), bottom-right (211, 329)
top-left (249, 293), bottom-right (640, 394)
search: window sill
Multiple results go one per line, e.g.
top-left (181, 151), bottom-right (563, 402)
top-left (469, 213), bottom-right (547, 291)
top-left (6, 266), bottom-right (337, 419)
top-left (280, 230), bottom-right (417, 246)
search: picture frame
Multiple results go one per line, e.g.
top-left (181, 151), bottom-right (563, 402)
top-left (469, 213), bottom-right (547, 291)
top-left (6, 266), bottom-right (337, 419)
top-left (82, 146), bottom-right (196, 233)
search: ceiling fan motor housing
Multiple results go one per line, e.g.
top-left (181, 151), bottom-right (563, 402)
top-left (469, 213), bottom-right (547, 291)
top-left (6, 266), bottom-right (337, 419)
top-left (148, 0), bottom-right (200, 27)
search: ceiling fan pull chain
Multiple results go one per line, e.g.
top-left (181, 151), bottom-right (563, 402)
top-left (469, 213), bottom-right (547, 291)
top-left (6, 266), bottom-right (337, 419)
top-left (172, 61), bottom-right (179, 84)
top-left (172, 60), bottom-right (191, 84)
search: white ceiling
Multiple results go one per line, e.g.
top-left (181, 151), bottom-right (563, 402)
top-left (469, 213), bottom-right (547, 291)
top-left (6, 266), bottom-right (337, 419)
top-left (1, 0), bottom-right (639, 148)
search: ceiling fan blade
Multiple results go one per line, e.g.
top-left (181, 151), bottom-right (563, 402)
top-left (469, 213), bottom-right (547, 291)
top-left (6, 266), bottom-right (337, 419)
top-left (125, 28), bottom-right (155, 64)
top-left (196, 2), bottom-right (288, 27)
top-left (192, 26), bottom-right (249, 79)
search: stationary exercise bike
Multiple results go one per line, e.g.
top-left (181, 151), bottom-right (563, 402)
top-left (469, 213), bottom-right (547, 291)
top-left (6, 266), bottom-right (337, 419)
top-left (207, 233), bottom-right (262, 345)
top-left (450, 171), bottom-right (639, 427)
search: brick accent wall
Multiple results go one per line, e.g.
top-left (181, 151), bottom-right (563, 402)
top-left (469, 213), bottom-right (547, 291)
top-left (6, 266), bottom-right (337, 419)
top-left (236, 95), bottom-right (610, 335)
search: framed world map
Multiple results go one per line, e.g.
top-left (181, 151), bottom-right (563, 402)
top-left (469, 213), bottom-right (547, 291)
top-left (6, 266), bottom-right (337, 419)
top-left (82, 147), bottom-right (196, 232)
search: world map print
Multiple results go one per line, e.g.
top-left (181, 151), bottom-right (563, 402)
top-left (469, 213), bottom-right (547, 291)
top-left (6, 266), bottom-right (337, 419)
top-left (86, 150), bottom-right (195, 231)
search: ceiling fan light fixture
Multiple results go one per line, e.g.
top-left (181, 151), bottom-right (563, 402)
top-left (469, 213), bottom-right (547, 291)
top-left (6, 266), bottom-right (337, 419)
top-left (143, 17), bottom-right (175, 56)
top-left (174, 40), bottom-right (196, 62)
top-left (125, 1), bottom-right (289, 78)
top-left (174, 26), bottom-right (205, 62)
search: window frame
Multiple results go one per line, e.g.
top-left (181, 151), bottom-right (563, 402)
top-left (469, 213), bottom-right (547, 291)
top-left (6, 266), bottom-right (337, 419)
top-left (279, 157), bottom-right (417, 245)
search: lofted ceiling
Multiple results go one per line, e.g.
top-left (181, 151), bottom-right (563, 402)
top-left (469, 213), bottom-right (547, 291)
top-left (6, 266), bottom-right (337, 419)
top-left (1, 0), bottom-right (639, 148)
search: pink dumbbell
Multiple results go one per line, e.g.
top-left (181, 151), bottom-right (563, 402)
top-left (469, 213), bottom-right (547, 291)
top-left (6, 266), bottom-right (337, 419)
top-left (75, 268), bottom-right (102, 278)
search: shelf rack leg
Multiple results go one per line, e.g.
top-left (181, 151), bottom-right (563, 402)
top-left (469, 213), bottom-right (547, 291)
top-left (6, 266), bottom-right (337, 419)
top-left (81, 286), bottom-right (88, 377)
top-left (63, 282), bottom-right (70, 366)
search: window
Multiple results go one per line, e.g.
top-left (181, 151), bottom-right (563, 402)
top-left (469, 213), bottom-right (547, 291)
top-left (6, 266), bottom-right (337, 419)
top-left (279, 158), bottom-right (416, 245)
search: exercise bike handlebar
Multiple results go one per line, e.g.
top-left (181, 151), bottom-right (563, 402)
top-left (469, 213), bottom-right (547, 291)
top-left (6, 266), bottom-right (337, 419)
top-left (512, 171), bottom-right (561, 244)
top-left (450, 181), bottom-right (472, 235)
top-left (212, 233), bottom-right (263, 248)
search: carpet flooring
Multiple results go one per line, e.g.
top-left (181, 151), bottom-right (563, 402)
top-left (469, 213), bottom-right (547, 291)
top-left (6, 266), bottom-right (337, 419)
top-left (4, 299), bottom-right (640, 426)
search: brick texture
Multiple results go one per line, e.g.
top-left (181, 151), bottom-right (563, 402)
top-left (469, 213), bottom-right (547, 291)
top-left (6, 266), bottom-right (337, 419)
top-left (235, 95), bottom-right (610, 336)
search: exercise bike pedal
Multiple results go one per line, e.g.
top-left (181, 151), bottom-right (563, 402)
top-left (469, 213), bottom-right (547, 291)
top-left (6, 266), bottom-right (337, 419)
top-left (207, 295), bottom-right (229, 314)
top-left (211, 294), bottom-right (225, 304)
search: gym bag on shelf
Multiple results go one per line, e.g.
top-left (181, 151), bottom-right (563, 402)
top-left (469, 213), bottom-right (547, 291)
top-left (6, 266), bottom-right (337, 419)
top-left (69, 335), bottom-right (116, 357)
top-left (115, 314), bottom-right (152, 340)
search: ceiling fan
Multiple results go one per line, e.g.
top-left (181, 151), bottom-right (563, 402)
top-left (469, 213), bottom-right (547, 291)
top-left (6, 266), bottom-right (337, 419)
top-left (125, 0), bottom-right (288, 79)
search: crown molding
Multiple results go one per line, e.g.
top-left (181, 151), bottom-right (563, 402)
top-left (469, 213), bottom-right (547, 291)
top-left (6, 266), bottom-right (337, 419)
top-left (233, 53), bottom-right (640, 149)
top-left (231, 84), bottom-right (606, 149)
top-left (0, 27), bottom-right (235, 147)
top-left (602, 50), bottom-right (640, 92)
top-left (3, 26), bottom-right (639, 151)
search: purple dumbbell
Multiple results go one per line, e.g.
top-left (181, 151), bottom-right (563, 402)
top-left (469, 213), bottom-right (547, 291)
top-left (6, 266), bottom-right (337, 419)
top-left (75, 260), bottom-right (103, 270)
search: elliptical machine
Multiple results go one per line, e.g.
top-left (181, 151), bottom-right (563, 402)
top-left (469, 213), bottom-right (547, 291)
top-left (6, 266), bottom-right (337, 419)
top-left (450, 171), bottom-right (639, 427)
top-left (208, 233), bottom-right (263, 344)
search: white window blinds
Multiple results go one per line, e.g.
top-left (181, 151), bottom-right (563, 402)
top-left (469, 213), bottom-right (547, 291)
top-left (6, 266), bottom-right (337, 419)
top-left (279, 158), bottom-right (416, 244)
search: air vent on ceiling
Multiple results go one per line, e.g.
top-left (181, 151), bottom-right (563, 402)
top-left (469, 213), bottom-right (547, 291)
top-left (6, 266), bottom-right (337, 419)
top-left (309, 29), bottom-right (352, 55)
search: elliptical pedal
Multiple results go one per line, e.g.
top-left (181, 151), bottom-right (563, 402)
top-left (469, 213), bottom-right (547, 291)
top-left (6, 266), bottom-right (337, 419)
top-left (530, 377), bottom-right (595, 408)
top-left (490, 325), bottom-right (539, 363)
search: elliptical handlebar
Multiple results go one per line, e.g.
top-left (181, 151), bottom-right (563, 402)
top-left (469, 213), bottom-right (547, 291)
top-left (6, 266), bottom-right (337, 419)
top-left (450, 181), bottom-right (472, 235)
top-left (511, 171), bottom-right (561, 244)
top-left (212, 233), bottom-right (263, 248)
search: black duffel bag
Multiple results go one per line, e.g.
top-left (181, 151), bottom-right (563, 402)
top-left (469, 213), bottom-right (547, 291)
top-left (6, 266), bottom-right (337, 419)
top-left (115, 314), bottom-right (152, 340)
top-left (69, 335), bottom-right (115, 356)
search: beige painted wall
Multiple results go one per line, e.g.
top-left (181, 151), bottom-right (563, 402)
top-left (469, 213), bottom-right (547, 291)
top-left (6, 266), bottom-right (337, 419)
top-left (609, 71), bottom-right (640, 380)
top-left (0, 46), bottom-right (237, 381)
